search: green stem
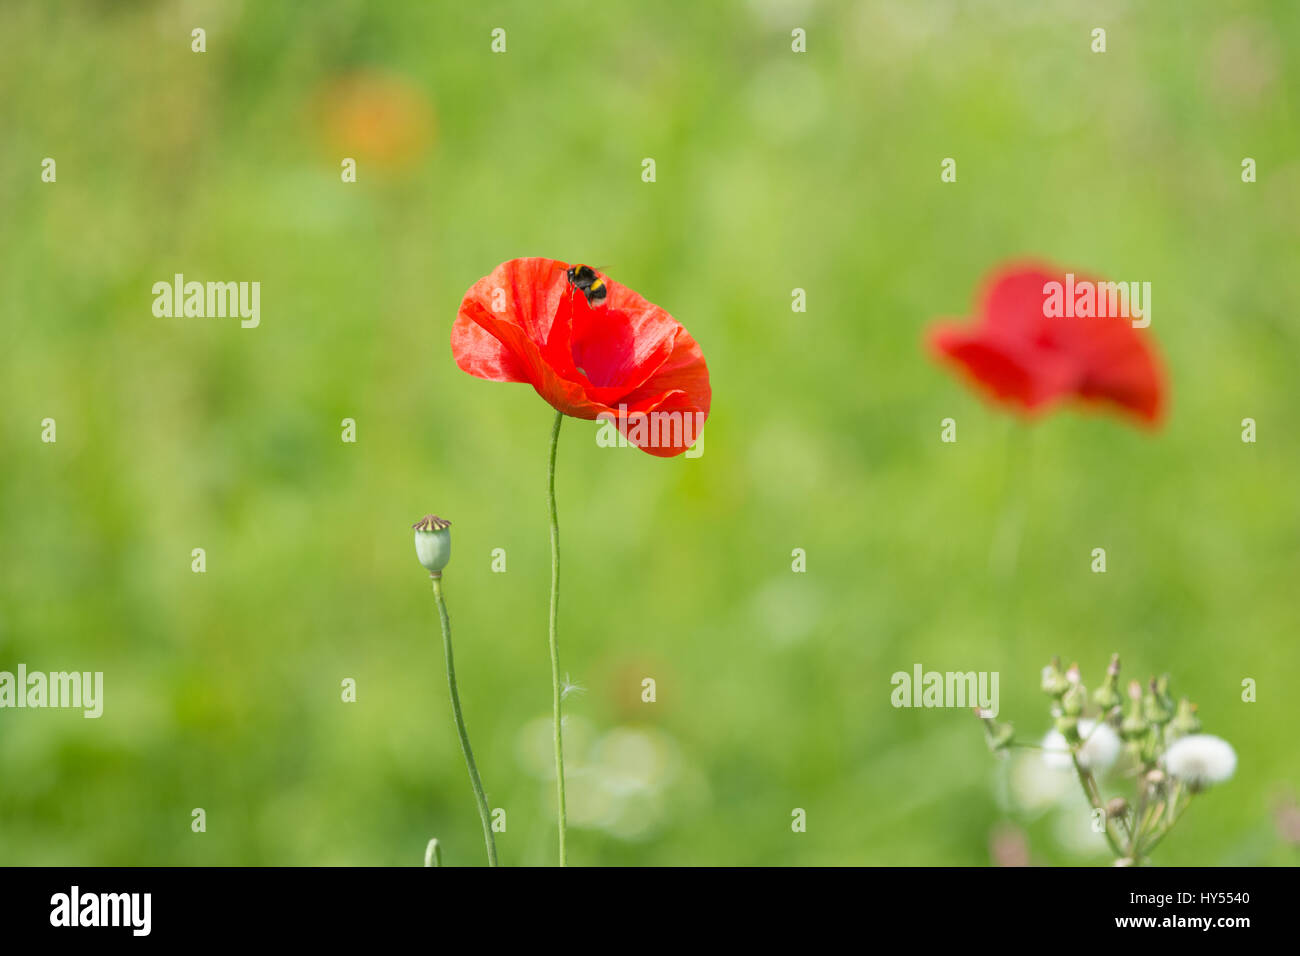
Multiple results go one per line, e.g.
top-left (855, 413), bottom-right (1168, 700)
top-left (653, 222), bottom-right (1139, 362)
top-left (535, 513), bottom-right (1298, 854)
top-left (431, 576), bottom-right (498, 867)
top-left (1070, 753), bottom-right (1125, 859)
top-left (547, 409), bottom-right (568, 866)
top-left (989, 423), bottom-right (1032, 581)
top-left (1127, 782), bottom-right (1151, 860)
top-left (424, 838), bottom-right (443, 867)
top-left (1139, 782), bottom-right (1188, 858)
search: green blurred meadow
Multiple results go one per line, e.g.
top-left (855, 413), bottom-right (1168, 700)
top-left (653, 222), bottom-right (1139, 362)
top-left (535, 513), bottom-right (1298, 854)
top-left (1, 0), bottom-right (1298, 866)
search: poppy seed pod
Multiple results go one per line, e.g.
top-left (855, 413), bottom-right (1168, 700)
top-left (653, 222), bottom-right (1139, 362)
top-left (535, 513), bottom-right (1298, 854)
top-left (413, 514), bottom-right (451, 576)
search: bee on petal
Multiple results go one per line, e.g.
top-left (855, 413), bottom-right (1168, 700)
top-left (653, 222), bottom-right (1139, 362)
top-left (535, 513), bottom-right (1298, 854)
top-left (565, 263), bottom-right (607, 306)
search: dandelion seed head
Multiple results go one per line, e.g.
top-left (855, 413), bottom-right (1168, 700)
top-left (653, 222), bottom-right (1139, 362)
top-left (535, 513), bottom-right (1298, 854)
top-left (1162, 734), bottom-right (1237, 788)
top-left (1041, 718), bottom-right (1121, 773)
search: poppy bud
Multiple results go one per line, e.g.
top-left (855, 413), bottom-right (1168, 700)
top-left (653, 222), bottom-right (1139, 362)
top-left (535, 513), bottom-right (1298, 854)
top-left (413, 514), bottom-right (452, 577)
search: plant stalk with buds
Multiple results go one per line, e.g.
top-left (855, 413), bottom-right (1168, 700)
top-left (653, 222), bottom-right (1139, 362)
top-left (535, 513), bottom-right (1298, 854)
top-left (979, 654), bottom-right (1235, 866)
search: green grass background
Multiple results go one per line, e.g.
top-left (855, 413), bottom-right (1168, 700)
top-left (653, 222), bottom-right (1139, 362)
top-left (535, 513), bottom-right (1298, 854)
top-left (1, 0), bottom-right (1297, 865)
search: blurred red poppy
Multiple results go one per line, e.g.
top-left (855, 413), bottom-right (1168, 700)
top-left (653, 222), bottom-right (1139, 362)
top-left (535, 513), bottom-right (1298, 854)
top-left (452, 257), bottom-right (711, 456)
top-left (926, 262), bottom-right (1167, 427)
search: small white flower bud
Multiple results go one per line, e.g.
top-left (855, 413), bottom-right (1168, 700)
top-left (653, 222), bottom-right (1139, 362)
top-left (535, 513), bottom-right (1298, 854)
top-left (413, 514), bottom-right (451, 576)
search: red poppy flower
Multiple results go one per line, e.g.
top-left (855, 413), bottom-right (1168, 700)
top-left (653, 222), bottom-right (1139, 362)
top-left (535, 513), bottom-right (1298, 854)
top-left (926, 261), bottom-right (1167, 427)
top-left (452, 257), bottom-right (711, 456)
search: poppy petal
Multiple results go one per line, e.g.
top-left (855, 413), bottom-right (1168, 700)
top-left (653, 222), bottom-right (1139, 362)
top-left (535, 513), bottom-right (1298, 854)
top-left (929, 324), bottom-right (1077, 414)
top-left (1064, 317), bottom-right (1167, 425)
top-left (927, 261), bottom-right (1168, 429)
top-left (452, 257), bottom-right (712, 454)
top-left (978, 262), bottom-right (1062, 336)
top-left (450, 312), bottom-right (531, 383)
top-left (556, 280), bottom-right (681, 401)
top-left (458, 257), bottom-right (569, 346)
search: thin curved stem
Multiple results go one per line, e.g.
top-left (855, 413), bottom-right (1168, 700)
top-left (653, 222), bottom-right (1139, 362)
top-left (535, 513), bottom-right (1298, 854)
top-left (1070, 752), bottom-right (1125, 859)
top-left (431, 577), bottom-right (498, 866)
top-left (547, 409), bottom-right (568, 866)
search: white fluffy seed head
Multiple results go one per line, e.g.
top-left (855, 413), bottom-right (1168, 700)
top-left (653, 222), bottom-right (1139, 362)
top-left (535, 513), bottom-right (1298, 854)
top-left (1162, 734), bottom-right (1237, 788)
top-left (1041, 718), bottom-right (1122, 773)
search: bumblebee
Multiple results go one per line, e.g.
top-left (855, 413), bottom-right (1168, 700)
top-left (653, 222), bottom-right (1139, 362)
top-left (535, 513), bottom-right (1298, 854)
top-left (566, 263), bottom-right (607, 306)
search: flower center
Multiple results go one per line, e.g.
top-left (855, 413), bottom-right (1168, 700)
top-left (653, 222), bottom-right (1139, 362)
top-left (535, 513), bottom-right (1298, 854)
top-left (569, 316), bottom-right (638, 388)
